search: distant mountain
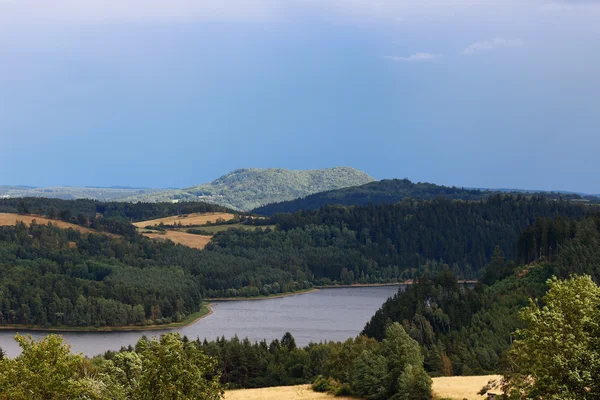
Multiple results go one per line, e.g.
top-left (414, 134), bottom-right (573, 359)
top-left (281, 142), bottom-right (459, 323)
top-left (252, 179), bottom-right (488, 215)
top-left (124, 167), bottom-right (375, 211)
top-left (0, 185), bottom-right (165, 202)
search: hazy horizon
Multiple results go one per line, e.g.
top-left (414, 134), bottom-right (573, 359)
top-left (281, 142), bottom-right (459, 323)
top-left (2, 0), bottom-right (599, 193)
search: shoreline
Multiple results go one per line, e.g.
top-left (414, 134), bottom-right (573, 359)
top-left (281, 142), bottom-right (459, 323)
top-left (0, 281), bottom-right (476, 332)
top-left (0, 304), bottom-right (214, 333)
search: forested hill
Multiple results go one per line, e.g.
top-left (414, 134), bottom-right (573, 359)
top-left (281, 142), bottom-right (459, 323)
top-left (123, 167), bottom-right (375, 210)
top-left (362, 213), bottom-right (600, 376)
top-left (0, 194), bottom-right (593, 329)
top-left (252, 179), bottom-right (488, 215)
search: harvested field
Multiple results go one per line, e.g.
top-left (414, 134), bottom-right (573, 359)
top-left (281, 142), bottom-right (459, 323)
top-left (0, 213), bottom-right (100, 235)
top-left (132, 212), bottom-right (235, 228)
top-left (223, 375), bottom-right (502, 400)
top-left (140, 230), bottom-right (212, 249)
top-left (224, 385), bottom-right (355, 400)
top-left (432, 375), bottom-right (502, 399)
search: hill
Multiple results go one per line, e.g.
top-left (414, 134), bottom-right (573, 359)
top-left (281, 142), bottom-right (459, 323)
top-left (124, 167), bottom-right (375, 211)
top-left (0, 185), bottom-right (165, 201)
top-left (252, 178), bottom-right (488, 215)
top-left (253, 178), bottom-right (600, 216)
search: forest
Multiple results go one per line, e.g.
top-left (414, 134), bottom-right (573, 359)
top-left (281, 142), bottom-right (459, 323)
top-left (362, 213), bottom-right (600, 377)
top-left (0, 195), bottom-right (594, 328)
top-left (252, 178), bottom-right (596, 216)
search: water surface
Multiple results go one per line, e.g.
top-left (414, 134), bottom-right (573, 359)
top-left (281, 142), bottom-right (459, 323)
top-left (0, 286), bottom-right (400, 357)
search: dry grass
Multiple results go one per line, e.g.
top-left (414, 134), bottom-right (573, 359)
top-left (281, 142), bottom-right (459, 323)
top-left (132, 212), bottom-right (235, 228)
top-left (0, 213), bottom-right (100, 235)
top-left (223, 376), bottom-right (502, 400)
top-left (432, 375), bottom-right (502, 400)
top-left (224, 385), bottom-right (355, 400)
top-left (140, 230), bottom-right (212, 249)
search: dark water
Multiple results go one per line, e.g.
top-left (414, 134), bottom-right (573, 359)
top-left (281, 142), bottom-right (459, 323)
top-left (0, 286), bottom-right (400, 357)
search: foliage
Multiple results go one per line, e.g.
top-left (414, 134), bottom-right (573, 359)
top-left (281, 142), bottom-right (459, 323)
top-left (503, 276), bottom-right (600, 399)
top-left (0, 334), bottom-right (98, 400)
top-left (134, 333), bottom-right (223, 400)
top-left (0, 333), bottom-right (224, 400)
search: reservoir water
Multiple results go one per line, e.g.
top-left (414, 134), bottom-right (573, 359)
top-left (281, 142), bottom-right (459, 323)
top-left (0, 286), bottom-right (400, 357)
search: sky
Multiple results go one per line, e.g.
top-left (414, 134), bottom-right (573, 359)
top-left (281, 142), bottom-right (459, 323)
top-left (1, 1), bottom-right (599, 193)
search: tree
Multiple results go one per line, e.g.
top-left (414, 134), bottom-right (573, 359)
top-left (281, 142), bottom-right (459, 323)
top-left (0, 334), bottom-right (97, 400)
top-left (504, 275), bottom-right (600, 399)
top-left (135, 333), bottom-right (223, 400)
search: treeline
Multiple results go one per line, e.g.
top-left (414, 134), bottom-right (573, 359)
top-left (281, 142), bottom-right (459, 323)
top-left (253, 178), bottom-right (593, 216)
top-left (244, 195), bottom-right (588, 278)
top-left (362, 213), bottom-right (600, 376)
top-left (0, 222), bottom-right (202, 327)
top-left (253, 178), bottom-right (489, 215)
top-left (0, 197), bottom-right (234, 235)
top-left (102, 324), bottom-right (432, 400)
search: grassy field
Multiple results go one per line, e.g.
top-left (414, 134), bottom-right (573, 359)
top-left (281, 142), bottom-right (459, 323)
top-left (0, 213), bottom-right (103, 235)
top-left (140, 230), bottom-right (212, 249)
top-left (224, 385), bottom-right (355, 400)
top-left (132, 212), bottom-right (235, 228)
top-left (223, 375), bottom-right (502, 400)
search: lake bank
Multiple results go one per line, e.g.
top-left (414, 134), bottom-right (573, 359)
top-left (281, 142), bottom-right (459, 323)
top-left (0, 304), bottom-right (213, 333)
top-left (0, 286), bottom-right (399, 357)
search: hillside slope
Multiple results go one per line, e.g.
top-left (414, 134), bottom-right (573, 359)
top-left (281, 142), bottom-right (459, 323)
top-left (253, 178), bottom-right (488, 215)
top-left (125, 167), bottom-right (375, 211)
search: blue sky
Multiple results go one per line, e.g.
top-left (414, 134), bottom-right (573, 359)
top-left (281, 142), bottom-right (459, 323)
top-left (1, 1), bottom-right (599, 192)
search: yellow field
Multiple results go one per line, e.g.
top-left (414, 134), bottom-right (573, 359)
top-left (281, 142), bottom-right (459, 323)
top-left (432, 375), bottom-right (502, 399)
top-left (133, 212), bottom-right (235, 228)
top-left (223, 376), bottom-right (502, 400)
top-left (224, 385), bottom-right (355, 400)
top-left (140, 230), bottom-right (212, 249)
top-left (0, 213), bottom-right (100, 235)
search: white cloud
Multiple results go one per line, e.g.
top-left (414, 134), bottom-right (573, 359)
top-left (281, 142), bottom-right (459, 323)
top-left (385, 53), bottom-right (442, 62)
top-left (463, 38), bottom-right (524, 55)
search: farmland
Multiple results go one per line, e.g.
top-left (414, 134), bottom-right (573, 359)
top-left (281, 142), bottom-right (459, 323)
top-left (132, 212), bottom-right (235, 228)
top-left (224, 376), bottom-right (502, 400)
top-left (139, 230), bottom-right (212, 249)
top-left (0, 213), bottom-right (101, 235)
top-left (224, 385), bottom-right (355, 400)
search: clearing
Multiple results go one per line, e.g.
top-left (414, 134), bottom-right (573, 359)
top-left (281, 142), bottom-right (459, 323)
top-left (132, 212), bottom-right (235, 228)
top-left (224, 385), bottom-right (354, 400)
top-left (0, 213), bottom-right (101, 235)
top-left (433, 375), bottom-right (502, 399)
top-left (223, 376), bottom-right (502, 400)
top-left (140, 230), bottom-right (212, 249)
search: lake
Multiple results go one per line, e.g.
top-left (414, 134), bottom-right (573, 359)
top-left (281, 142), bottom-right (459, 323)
top-left (0, 286), bottom-right (401, 357)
